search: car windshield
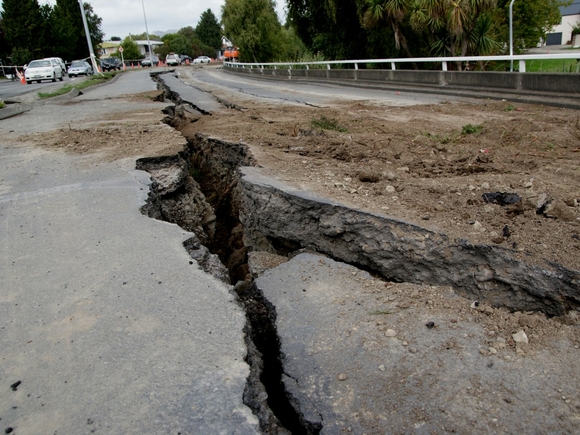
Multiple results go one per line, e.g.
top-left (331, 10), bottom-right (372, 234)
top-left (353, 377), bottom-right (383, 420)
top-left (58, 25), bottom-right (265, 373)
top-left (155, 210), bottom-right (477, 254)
top-left (29, 60), bottom-right (51, 68)
top-left (71, 61), bottom-right (85, 67)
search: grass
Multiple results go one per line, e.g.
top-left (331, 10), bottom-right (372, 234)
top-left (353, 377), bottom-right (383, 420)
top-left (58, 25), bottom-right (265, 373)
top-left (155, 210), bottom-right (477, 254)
top-left (37, 71), bottom-right (120, 99)
top-left (425, 131), bottom-right (456, 144)
top-left (311, 115), bottom-right (347, 132)
top-left (461, 123), bottom-right (483, 135)
top-left (525, 58), bottom-right (580, 73)
top-left (0, 100), bottom-right (5, 109)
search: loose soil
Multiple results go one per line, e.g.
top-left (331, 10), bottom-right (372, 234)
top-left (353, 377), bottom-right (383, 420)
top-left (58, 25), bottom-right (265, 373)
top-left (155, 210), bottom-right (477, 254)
top-left (19, 70), bottom-right (580, 433)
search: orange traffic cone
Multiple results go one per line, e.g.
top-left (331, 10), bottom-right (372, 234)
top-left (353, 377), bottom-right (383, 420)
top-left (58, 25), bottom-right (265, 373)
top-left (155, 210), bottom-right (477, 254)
top-left (131, 63), bottom-right (134, 69)
top-left (17, 70), bottom-right (26, 84)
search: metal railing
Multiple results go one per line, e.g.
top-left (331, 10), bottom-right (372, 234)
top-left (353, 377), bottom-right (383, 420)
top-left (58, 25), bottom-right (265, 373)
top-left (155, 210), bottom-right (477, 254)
top-left (224, 52), bottom-right (580, 73)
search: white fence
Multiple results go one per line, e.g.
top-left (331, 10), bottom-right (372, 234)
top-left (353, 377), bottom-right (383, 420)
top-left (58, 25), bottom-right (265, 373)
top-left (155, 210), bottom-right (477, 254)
top-left (225, 52), bottom-right (580, 73)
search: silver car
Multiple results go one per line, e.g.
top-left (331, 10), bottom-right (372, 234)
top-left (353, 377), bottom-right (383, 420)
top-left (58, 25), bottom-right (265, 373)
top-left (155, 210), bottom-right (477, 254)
top-left (141, 55), bottom-right (159, 67)
top-left (67, 60), bottom-right (93, 77)
top-left (24, 58), bottom-right (64, 84)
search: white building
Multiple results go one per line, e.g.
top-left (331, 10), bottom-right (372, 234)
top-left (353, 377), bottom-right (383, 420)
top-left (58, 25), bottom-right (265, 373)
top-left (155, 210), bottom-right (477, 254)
top-left (546, 0), bottom-right (580, 46)
top-left (98, 40), bottom-right (164, 58)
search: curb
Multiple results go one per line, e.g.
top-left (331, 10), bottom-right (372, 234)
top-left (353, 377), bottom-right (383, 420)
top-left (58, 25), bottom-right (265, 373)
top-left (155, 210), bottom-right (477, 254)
top-left (0, 103), bottom-right (32, 120)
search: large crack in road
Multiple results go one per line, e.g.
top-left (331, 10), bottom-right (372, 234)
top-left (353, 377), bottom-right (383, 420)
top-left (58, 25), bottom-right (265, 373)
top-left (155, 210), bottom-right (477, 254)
top-left (135, 71), bottom-right (580, 434)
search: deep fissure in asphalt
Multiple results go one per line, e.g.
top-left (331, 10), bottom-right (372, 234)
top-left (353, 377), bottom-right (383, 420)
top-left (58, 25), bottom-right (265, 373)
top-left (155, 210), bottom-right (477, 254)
top-left (136, 135), bottom-right (315, 434)
top-left (137, 79), bottom-right (317, 432)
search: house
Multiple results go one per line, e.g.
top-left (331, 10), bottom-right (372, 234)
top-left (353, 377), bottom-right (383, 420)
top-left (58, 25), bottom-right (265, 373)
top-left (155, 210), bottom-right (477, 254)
top-left (97, 40), bottom-right (164, 59)
top-left (546, 0), bottom-right (580, 46)
top-left (133, 40), bottom-right (164, 56)
top-left (99, 41), bottom-right (121, 56)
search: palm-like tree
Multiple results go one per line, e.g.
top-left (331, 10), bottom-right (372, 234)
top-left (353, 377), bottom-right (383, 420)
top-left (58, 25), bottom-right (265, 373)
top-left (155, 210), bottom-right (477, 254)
top-left (363, 0), bottom-right (414, 57)
top-left (410, 0), bottom-right (500, 68)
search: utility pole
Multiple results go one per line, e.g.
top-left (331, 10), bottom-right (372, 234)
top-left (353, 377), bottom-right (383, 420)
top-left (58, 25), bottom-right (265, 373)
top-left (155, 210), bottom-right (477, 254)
top-left (78, 0), bottom-right (101, 75)
top-left (509, 0), bottom-right (516, 72)
top-left (142, 0), bottom-right (153, 65)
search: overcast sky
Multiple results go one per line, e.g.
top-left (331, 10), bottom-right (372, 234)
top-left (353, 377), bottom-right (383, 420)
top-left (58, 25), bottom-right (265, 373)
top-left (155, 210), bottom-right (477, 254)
top-left (40, 0), bottom-right (287, 40)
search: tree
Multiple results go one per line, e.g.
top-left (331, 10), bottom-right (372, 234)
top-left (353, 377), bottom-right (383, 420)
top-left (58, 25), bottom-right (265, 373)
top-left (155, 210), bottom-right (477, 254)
top-left (495, 0), bottom-right (566, 51)
top-left (114, 36), bottom-right (142, 61)
top-left (1, 0), bottom-right (46, 62)
top-left (409, 0), bottom-right (501, 63)
top-left (0, 14), bottom-right (12, 61)
top-left (130, 32), bottom-right (161, 41)
top-left (287, 0), bottom-right (374, 61)
top-left (363, 0), bottom-right (413, 57)
top-left (222, 0), bottom-right (285, 63)
top-left (50, 0), bottom-right (103, 61)
top-left (110, 36), bottom-right (121, 41)
top-left (196, 9), bottom-right (221, 50)
top-left (159, 33), bottom-right (192, 58)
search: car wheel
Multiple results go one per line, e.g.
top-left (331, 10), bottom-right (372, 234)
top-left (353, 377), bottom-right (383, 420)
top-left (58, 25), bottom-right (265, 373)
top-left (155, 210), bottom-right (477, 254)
top-left (59, 75), bottom-right (63, 81)
top-left (36, 80), bottom-right (41, 83)
top-left (26, 80), bottom-right (31, 84)
top-left (52, 74), bottom-right (56, 82)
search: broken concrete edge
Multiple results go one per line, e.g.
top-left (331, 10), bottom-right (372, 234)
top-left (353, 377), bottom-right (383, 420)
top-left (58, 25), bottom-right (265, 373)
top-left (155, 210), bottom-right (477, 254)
top-left (238, 166), bottom-right (580, 316)
top-left (0, 103), bottom-right (32, 120)
top-left (134, 138), bottom-right (295, 433)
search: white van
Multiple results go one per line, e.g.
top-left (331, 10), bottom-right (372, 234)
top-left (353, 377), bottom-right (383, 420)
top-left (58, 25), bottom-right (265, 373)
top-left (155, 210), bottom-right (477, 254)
top-left (43, 57), bottom-right (66, 75)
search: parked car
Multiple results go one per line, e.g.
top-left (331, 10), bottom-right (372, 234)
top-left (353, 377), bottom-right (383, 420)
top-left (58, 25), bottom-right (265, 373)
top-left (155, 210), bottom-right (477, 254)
top-left (100, 57), bottom-right (122, 71)
top-left (179, 54), bottom-right (193, 64)
top-left (67, 60), bottom-right (93, 77)
top-left (165, 53), bottom-right (180, 66)
top-left (44, 57), bottom-right (66, 75)
top-left (24, 58), bottom-right (64, 84)
top-left (193, 56), bottom-right (211, 64)
top-left (141, 55), bottom-right (159, 67)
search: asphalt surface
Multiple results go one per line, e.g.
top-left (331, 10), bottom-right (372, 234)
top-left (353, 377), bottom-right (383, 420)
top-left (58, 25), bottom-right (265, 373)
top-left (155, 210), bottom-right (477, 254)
top-left (0, 71), bottom-right (260, 434)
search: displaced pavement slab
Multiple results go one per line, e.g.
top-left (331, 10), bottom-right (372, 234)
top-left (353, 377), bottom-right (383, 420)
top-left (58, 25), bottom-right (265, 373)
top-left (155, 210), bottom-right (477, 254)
top-left (255, 253), bottom-right (580, 434)
top-left (0, 71), bottom-right (259, 434)
top-left (0, 144), bottom-right (259, 435)
top-left (160, 72), bottom-right (223, 114)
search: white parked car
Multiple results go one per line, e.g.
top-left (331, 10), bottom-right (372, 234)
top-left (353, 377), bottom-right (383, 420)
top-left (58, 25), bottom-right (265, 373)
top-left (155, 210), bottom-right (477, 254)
top-left (193, 56), bottom-right (211, 64)
top-left (24, 58), bottom-right (64, 84)
top-left (165, 53), bottom-right (181, 66)
top-left (44, 57), bottom-right (66, 75)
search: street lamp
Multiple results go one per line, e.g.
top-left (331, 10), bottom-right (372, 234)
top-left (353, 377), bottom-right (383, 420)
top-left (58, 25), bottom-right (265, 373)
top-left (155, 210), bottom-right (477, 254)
top-left (509, 0), bottom-right (516, 72)
top-left (78, 0), bottom-right (100, 74)
top-left (142, 0), bottom-right (153, 65)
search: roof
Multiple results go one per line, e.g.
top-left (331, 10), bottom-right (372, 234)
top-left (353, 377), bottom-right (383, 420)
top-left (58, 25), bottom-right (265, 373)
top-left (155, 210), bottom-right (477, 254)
top-left (133, 40), bottom-right (164, 46)
top-left (100, 41), bottom-right (121, 48)
top-left (560, 0), bottom-right (580, 16)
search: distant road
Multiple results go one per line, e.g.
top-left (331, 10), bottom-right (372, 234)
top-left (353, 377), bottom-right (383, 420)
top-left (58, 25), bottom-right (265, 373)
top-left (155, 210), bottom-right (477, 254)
top-left (0, 76), bottom-right (75, 100)
top-left (178, 66), bottom-right (480, 107)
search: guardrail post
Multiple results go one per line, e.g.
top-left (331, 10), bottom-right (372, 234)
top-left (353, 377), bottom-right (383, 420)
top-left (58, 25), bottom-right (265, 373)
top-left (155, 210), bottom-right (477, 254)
top-left (391, 62), bottom-right (396, 70)
top-left (355, 63), bottom-right (358, 70)
top-left (519, 60), bottom-right (526, 73)
top-left (442, 61), bottom-right (448, 72)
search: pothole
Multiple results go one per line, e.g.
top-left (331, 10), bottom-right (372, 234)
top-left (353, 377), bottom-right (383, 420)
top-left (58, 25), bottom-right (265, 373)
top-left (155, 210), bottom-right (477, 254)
top-left (136, 73), bottom-right (580, 433)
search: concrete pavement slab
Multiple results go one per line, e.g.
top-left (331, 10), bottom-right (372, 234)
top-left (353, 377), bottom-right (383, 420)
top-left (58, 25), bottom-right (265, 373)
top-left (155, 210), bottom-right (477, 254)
top-left (0, 72), bottom-right (259, 434)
